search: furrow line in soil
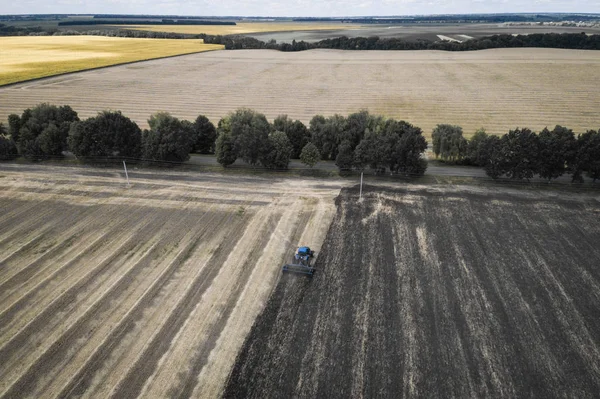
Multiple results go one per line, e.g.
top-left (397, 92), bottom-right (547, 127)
top-left (0, 204), bottom-right (153, 331)
top-left (0, 229), bottom-right (111, 313)
top-left (0, 204), bottom-right (127, 303)
top-left (0, 199), bottom-right (47, 232)
top-left (0, 206), bottom-right (160, 346)
top-left (95, 208), bottom-right (252, 399)
top-left (0, 187), bottom-right (114, 275)
top-left (49, 206), bottom-right (239, 398)
top-left (74, 211), bottom-right (248, 398)
top-left (138, 201), bottom-right (289, 399)
top-left (0, 208), bottom-right (194, 398)
top-left (192, 200), bottom-right (317, 398)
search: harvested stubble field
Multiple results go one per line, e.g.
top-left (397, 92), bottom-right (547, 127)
top-left (0, 163), bottom-right (342, 398)
top-left (1, 48), bottom-right (599, 136)
top-left (0, 36), bottom-right (223, 86)
top-left (118, 22), bottom-right (363, 35)
top-left (226, 184), bottom-right (600, 398)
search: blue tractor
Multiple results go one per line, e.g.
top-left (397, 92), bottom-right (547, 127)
top-left (282, 246), bottom-right (316, 277)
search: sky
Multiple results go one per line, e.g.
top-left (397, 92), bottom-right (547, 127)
top-left (1, 0), bottom-right (599, 18)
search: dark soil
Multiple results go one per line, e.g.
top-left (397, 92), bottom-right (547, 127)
top-left (224, 185), bottom-right (600, 398)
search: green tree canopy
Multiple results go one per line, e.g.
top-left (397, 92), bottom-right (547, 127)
top-left (353, 119), bottom-right (428, 176)
top-left (465, 128), bottom-right (489, 166)
top-left (353, 128), bottom-right (387, 172)
top-left (262, 131), bottom-right (293, 169)
top-left (215, 128), bottom-right (237, 167)
top-left (68, 111), bottom-right (142, 159)
top-left (192, 115), bottom-right (217, 154)
top-left (7, 114), bottom-right (21, 143)
top-left (14, 103), bottom-right (79, 160)
top-left (335, 140), bottom-right (355, 171)
top-left (537, 125), bottom-right (577, 181)
top-left (574, 129), bottom-right (600, 183)
top-left (0, 128), bottom-right (18, 160)
top-left (273, 115), bottom-right (310, 159)
top-left (299, 142), bottom-right (320, 168)
top-left (432, 124), bottom-right (467, 163)
top-left (309, 114), bottom-right (347, 160)
top-left (585, 130), bottom-right (600, 182)
top-left (390, 121), bottom-right (428, 176)
top-left (142, 112), bottom-right (195, 162)
top-left (493, 128), bottom-right (540, 180)
top-left (226, 108), bottom-right (271, 166)
top-left (341, 110), bottom-right (382, 151)
top-left (483, 135), bottom-right (503, 179)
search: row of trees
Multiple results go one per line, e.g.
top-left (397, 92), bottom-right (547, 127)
top-left (214, 109), bottom-right (428, 175)
top-left (3, 104), bottom-right (598, 182)
top-left (200, 33), bottom-right (600, 52)
top-left (432, 124), bottom-right (600, 182)
top-left (1, 103), bottom-right (216, 162)
top-left (0, 104), bottom-right (428, 175)
top-left (312, 33), bottom-right (600, 52)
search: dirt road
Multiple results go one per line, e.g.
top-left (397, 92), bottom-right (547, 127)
top-left (0, 163), bottom-right (344, 398)
top-left (225, 184), bottom-right (600, 398)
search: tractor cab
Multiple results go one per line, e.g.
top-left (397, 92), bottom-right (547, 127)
top-left (283, 246), bottom-right (316, 277)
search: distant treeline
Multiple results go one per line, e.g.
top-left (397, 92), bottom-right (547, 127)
top-left (294, 14), bottom-right (600, 24)
top-left (3, 21), bottom-right (599, 52)
top-left (0, 23), bottom-right (46, 36)
top-left (58, 20), bottom-right (236, 26)
top-left (0, 24), bottom-right (189, 38)
top-left (91, 14), bottom-right (237, 20)
top-left (201, 32), bottom-right (600, 51)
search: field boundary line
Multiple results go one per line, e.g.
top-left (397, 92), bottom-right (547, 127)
top-left (0, 47), bottom-right (224, 89)
top-left (193, 198), bottom-right (315, 397)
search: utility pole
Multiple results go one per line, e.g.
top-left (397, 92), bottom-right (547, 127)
top-left (359, 171), bottom-right (363, 201)
top-left (123, 161), bottom-right (130, 188)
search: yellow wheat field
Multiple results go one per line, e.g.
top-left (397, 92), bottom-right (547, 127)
top-left (0, 36), bottom-right (224, 86)
top-left (117, 22), bottom-right (361, 35)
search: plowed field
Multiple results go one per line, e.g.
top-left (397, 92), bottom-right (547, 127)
top-left (0, 163), bottom-right (343, 398)
top-left (1, 48), bottom-right (599, 136)
top-left (226, 184), bottom-right (600, 398)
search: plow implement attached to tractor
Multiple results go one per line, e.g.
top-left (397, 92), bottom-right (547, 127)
top-left (282, 246), bottom-right (315, 277)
